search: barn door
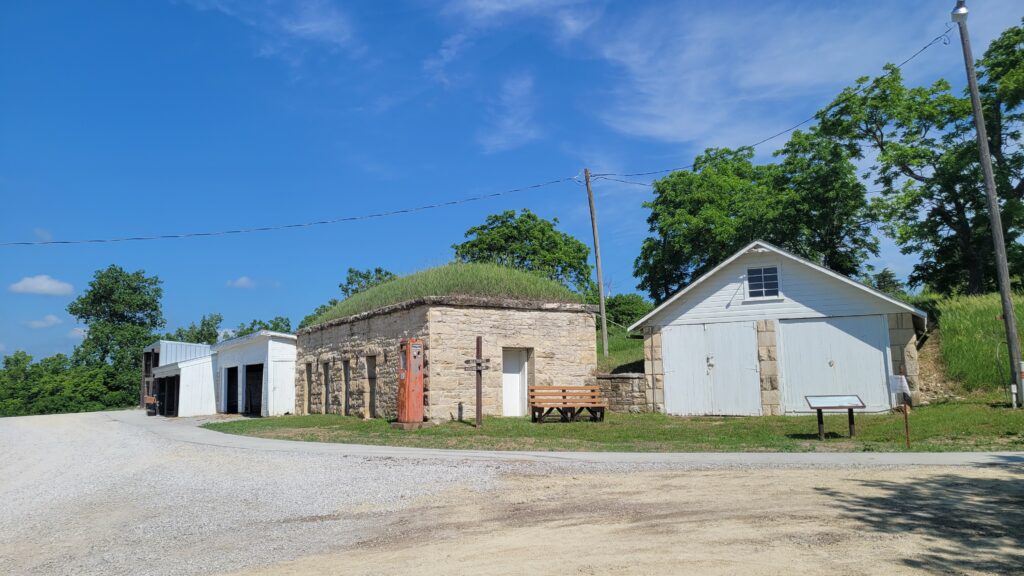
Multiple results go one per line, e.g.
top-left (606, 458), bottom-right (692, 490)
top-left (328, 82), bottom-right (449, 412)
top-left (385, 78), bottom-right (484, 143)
top-left (779, 316), bottom-right (891, 412)
top-left (662, 324), bottom-right (712, 415)
top-left (706, 322), bottom-right (761, 415)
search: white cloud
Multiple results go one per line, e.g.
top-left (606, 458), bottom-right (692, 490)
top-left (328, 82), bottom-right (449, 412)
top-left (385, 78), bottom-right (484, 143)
top-left (226, 276), bottom-right (256, 289)
top-left (444, 0), bottom-right (589, 30)
top-left (68, 327), bottom-right (87, 339)
top-left (9, 275), bottom-right (74, 296)
top-left (27, 314), bottom-right (62, 329)
top-left (185, 0), bottom-right (363, 65)
top-left (423, 33), bottom-right (472, 86)
top-left (477, 72), bottom-right (542, 153)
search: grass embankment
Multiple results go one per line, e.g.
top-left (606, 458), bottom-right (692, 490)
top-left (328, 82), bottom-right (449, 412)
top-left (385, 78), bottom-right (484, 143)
top-left (938, 293), bottom-right (1024, 394)
top-left (205, 393), bottom-right (1023, 452)
top-left (597, 325), bottom-right (645, 373)
top-left (306, 263), bottom-right (582, 327)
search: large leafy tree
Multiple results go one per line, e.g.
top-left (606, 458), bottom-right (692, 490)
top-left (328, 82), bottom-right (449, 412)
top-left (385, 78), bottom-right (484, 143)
top-left (66, 265), bottom-right (164, 406)
top-left (233, 316), bottom-right (292, 338)
top-left (634, 145), bottom-right (876, 303)
top-left (339, 267), bottom-right (396, 298)
top-left (453, 209), bottom-right (594, 293)
top-left (816, 21), bottom-right (1024, 294)
top-left (166, 313), bottom-right (223, 345)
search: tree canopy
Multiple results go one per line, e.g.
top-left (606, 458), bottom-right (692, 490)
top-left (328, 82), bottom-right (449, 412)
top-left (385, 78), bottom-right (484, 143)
top-left (634, 143), bottom-right (876, 303)
top-left (340, 267), bottom-right (396, 298)
top-left (232, 316), bottom-right (293, 338)
top-left (816, 20), bottom-right (1024, 294)
top-left (453, 209), bottom-right (594, 293)
top-left (165, 313), bottom-right (223, 345)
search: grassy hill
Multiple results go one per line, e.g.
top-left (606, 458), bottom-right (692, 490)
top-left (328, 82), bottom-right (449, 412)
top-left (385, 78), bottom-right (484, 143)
top-left (304, 263), bottom-right (583, 328)
top-left (937, 292), bottom-right (1024, 392)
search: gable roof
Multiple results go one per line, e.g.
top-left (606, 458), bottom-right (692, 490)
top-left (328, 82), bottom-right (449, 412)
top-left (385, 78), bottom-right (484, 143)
top-left (628, 240), bottom-right (927, 331)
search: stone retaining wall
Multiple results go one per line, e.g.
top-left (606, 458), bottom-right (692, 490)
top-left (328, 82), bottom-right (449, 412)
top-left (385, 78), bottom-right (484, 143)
top-left (595, 373), bottom-right (651, 412)
top-left (757, 320), bottom-right (782, 415)
top-left (642, 327), bottom-right (665, 413)
top-left (888, 312), bottom-right (922, 404)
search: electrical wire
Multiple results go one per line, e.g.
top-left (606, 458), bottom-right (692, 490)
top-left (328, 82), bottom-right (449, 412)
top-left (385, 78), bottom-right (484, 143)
top-left (0, 176), bottom-right (578, 247)
top-left (593, 24), bottom-right (954, 179)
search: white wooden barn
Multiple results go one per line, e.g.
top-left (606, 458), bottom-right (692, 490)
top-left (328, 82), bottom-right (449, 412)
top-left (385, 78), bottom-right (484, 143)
top-left (630, 241), bottom-right (927, 416)
top-left (213, 330), bottom-right (297, 417)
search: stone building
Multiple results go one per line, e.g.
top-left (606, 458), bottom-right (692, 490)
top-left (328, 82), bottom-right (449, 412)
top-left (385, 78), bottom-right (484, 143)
top-left (628, 240), bottom-right (927, 416)
top-left (295, 296), bottom-right (596, 421)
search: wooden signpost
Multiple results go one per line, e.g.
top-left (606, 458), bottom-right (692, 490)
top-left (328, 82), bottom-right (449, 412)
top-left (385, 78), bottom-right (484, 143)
top-left (462, 336), bottom-right (490, 427)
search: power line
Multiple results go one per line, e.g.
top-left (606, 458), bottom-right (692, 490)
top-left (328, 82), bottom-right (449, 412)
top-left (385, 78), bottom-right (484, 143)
top-left (593, 24), bottom-right (954, 179)
top-left (0, 176), bottom-right (578, 247)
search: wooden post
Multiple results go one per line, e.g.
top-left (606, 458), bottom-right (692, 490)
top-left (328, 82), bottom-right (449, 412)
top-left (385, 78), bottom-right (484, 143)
top-left (475, 336), bottom-right (483, 428)
top-left (817, 409), bottom-right (825, 441)
top-left (584, 168), bottom-right (609, 357)
top-left (848, 408), bottom-right (855, 437)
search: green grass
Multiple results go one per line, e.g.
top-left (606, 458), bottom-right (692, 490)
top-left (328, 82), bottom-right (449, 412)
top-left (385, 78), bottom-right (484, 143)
top-left (307, 263), bottom-right (582, 327)
top-left (938, 293), bottom-right (1024, 391)
top-left (204, 393), bottom-right (1024, 452)
top-left (597, 325), bottom-right (645, 373)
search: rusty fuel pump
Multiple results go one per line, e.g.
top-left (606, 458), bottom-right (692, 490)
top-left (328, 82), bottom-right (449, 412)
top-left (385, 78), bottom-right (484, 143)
top-left (392, 338), bottom-right (425, 430)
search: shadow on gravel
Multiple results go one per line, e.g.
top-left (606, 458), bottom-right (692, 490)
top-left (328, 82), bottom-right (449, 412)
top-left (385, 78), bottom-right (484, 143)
top-left (817, 461), bottom-right (1024, 574)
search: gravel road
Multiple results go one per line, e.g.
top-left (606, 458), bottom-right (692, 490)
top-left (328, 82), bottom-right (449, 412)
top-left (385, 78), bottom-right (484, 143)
top-left (2, 410), bottom-right (1021, 576)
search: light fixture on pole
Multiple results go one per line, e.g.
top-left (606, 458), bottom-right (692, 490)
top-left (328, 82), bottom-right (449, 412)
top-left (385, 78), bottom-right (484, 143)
top-left (951, 0), bottom-right (1022, 408)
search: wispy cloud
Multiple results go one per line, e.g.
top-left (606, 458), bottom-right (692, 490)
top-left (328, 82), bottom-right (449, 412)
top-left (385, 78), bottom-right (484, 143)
top-left (68, 327), bottom-right (87, 339)
top-left (26, 314), bottom-right (62, 329)
top-left (0, 343), bottom-right (6, 353)
top-left (33, 228), bottom-right (53, 242)
top-left (9, 275), bottom-right (74, 296)
top-left (423, 33), bottom-right (471, 86)
top-left (477, 72), bottom-right (541, 153)
top-left (226, 276), bottom-right (256, 289)
top-left (185, 0), bottom-right (363, 65)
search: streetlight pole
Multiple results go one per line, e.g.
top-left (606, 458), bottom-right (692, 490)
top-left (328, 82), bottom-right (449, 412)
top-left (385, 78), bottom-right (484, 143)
top-left (952, 0), bottom-right (1022, 408)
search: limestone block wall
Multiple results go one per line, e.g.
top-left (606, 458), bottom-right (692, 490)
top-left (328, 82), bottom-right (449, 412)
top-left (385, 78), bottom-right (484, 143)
top-left (757, 320), bottom-right (781, 415)
top-left (425, 305), bottom-right (596, 421)
top-left (642, 327), bottom-right (665, 413)
top-left (596, 373), bottom-right (651, 412)
top-left (888, 312), bottom-right (921, 404)
top-left (295, 305), bottom-right (429, 418)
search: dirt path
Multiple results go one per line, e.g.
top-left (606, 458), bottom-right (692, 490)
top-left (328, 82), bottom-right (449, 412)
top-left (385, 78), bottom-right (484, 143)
top-left (231, 466), bottom-right (1024, 576)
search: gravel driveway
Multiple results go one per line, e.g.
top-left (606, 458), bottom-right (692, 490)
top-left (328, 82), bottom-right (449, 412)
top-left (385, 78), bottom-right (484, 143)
top-left (2, 410), bottom-right (1021, 576)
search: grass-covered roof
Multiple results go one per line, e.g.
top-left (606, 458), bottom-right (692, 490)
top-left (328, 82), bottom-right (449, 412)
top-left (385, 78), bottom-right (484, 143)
top-left (305, 263), bottom-right (583, 327)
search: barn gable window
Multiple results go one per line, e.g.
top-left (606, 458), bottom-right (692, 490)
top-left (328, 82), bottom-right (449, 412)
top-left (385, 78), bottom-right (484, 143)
top-left (746, 266), bottom-right (780, 299)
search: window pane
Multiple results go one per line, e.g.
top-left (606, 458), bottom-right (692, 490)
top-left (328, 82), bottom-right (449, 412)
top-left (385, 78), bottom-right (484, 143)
top-left (749, 289), bottom-right (764, 298)
top-left (764, 287), bottom-right (779, 296)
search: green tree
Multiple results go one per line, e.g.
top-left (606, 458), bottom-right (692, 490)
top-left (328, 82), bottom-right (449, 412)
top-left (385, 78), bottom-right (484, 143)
top-left (816, 21), bottom-right (1024, 293)
top-left (862, 268), bottom-right (906, 298)
top-left (339, 267), bottom-right (396, 298)
top-left (165, 313), bottom-right (223, 345)
top-left (634, 146), bottom-right (877, 302)
top-left (67, 265), bottom-right (164, 407)
top-left (232, 316), bottom-right (292, 338)
top-left (604, 293), bottom-right (654, 328)
top-left (453, 209), bottom-right (594, 293)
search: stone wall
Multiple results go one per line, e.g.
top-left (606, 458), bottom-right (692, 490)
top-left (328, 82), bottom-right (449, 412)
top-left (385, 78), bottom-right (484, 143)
top-left (426, 304), bottom-right (596, 420)
top-left (596, 373), bottom-right (651, 412)
top-left (756, 320), bottom-right (781, 415)
top-left (888, 312), bottom-right (922, 404)
top-left (295, 305), bottom-right (429, 418)
top-left (296, 297), bottom-right (596, 421)
top-left (642, 327), bottom-right (665, 413)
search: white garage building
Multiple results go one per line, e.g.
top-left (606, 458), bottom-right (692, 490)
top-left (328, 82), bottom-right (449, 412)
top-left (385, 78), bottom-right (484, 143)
top-left (630, 241), bottom-right (926, 416)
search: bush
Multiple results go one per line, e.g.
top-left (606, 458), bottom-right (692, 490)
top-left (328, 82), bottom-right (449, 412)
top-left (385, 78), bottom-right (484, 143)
top-left (603, 294), bottom-right (654, 328)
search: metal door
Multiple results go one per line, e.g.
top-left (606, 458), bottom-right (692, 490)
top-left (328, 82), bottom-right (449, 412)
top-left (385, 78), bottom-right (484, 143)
top-left (502, 348), bottom-right (528, 417)
top-left (662, 324), bottom-right (713, 415)
top-left (780, 316), bottom-right (891, 412)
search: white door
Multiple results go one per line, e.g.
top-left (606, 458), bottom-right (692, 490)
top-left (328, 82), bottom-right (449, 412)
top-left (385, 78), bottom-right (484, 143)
top-left (502, 348), bottom-right (528, 417)
top-left (779, 316), bottom-right (891, 413)
top-left (662, 322), bottom-right (761, 416)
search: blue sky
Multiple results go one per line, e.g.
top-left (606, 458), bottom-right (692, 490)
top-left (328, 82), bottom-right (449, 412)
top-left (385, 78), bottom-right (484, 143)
top-left (1, 0), bottom-right (1021, 358)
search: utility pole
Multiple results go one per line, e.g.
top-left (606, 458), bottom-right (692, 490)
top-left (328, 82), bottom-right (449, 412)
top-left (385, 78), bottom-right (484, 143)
top-left (952, 0), bottom-right (1022, 408)
top-left (585, 168), bottom-right (609, 357)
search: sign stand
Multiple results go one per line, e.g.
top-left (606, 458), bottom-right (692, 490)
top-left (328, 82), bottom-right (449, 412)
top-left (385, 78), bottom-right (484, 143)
top-left (462, 336), bottom-right (490, 428)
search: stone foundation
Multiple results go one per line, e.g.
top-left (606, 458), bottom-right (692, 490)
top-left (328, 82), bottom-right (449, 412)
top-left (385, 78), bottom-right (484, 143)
top-left (296, 297), bottom-right (596, 421)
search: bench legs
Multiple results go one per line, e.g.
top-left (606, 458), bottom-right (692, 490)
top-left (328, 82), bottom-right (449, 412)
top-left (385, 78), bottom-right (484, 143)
top-left (531, 406), bottom-right (605, 423)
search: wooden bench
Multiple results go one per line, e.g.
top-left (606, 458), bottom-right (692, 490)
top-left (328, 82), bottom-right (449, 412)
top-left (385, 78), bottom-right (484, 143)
top-left (529, 386), bottom-right (607, 423)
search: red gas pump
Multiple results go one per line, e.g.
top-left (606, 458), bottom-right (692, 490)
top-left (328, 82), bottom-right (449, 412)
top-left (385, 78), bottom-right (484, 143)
top-left (394, 338), bottom-right (424, 429)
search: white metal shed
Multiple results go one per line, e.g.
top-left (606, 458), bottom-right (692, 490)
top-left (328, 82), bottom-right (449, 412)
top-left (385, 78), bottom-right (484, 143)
top-left (151, 354), bottom-right (216, 417)
top-left (213, 330), bottom-right (297, 417)
top-left (630, 241), bottom-right (927, 416)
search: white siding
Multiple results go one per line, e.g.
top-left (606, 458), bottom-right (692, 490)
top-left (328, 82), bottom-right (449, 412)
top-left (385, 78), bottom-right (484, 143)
top-left (148, 341), bottom-right (212, 365)
top-left (268, 337), bottom-right (297, 416)
top-left (176, 357), bottom-right (217, 417)
top-left (650, 252), bottom-right (910, 327)
top-left (214, 334), bottom-right (297, 416)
